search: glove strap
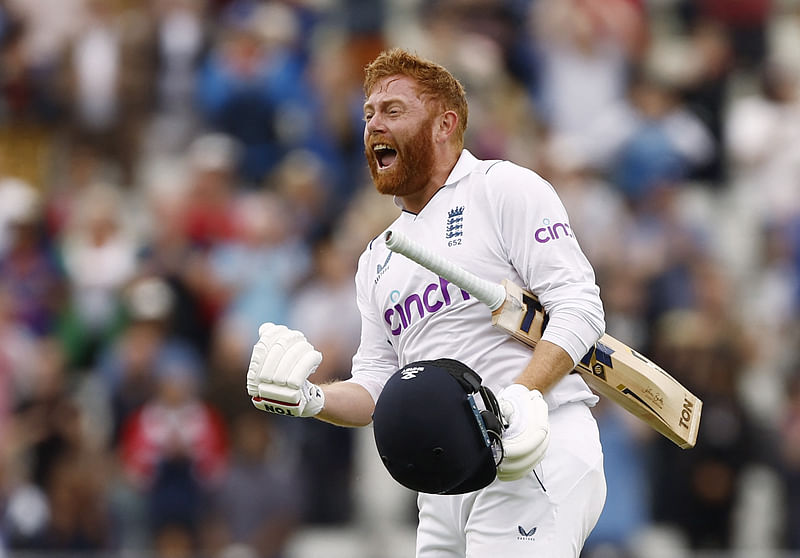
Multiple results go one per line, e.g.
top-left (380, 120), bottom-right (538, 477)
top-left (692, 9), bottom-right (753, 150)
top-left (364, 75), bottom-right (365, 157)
top-left (251, 396), bottom-right (304, 417)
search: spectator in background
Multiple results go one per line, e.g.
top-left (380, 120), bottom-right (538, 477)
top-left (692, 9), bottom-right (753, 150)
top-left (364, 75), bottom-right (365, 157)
top-left (778, 369), bottom-right (800, 549)
top-left (0, 4), bottom-right (57, 125)
top-left (675, 21), bottom-right (735, 184)
top-left (55, 0), bottom-right (156, 186)
top-left (418, 0), bottom-right (535, 88)
top-left (0, 433), bottom-right (51, 551)
top-left (136, 158), bottom-right (215, 354)
top-left (580, 68), bottom-right (716, 205)
top-left (304, 36), bottom-right (380, 208)
top-left (288, 232), bottom-right (361, 389)
top-left (43, 143), bottom-right (107, 238)
top-left (196, 2), bottom-right (309, 185)
top-left (0, 0), bottom-right (20, 49)
top-left (527, 0), bottom-right (649, 140)
top-left (208, 190), bottom-right (311, 341)
top-left (118, 345), bottom-right (227, 551)
top-left (788, 215), bottom-right (800, 328)
top-left (677, 0), bottom-right (773, 70)
top-left (0, 177), bottom-right (65, 337)
top-left (267, 149), bottom-right (335, 243)
top-left (416, 0), bottom-right (542, 168)
top-left (95, 275), bottom-right (201, 444)
top-left (36, 440), bottom-right (113, 552)
top-left (58, 183), bottom-right (139, 370)
top-left (331, 182), bottom-right (400, 261)
top-left (155, 133), bottom-right (244, 344)
top-left (647, 268), bottom-right (764, 550)
top-left (0, 280), bottom-right (40, 442)
top-left (9, 338), bottom-right (78, 492)
top-left (726, 61), bottom-right (800, 222)
top-left (287, 231), bottom-right (361, 525)
top-left (148, 0), bottom-right (211, 156)
top-left (205, 316), bottom-right (258, 426)
top-left (4, 0), bottom-right (85, 77)
top-left (638, 187), bottom-right (714, 328)
top-left (0, 176), bottom-right (40, 256)
top-left (0, 0), bottom-right (73, 190)
top-left (8, 337), bottom-right (114, 553)
top-left (203, 411), bottom-right (301, 558)
top-left (178, 133), bottom-right (241, 250)
top-left (739, 220), bottom-right (800, 425)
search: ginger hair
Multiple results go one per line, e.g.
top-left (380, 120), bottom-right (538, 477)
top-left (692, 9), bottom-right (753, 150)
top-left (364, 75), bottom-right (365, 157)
top-left (364, 48), bottom-right (468, 149)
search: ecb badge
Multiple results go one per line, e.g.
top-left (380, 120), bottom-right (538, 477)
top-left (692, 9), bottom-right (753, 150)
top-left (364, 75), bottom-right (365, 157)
top-left (446, 206), bottom-right (464, 245)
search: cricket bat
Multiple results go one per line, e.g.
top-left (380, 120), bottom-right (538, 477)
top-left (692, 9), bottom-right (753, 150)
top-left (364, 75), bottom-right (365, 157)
top-left (384, 229), bottom-right (702, 449)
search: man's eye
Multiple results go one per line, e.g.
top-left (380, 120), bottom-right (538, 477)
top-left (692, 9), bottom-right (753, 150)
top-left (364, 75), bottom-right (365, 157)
top-left (364, 114), bottom-right (373, 122)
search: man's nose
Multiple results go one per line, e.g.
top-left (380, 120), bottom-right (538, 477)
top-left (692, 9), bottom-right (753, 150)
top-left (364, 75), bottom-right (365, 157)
top-left (366, 113), bottom-right (385, 134)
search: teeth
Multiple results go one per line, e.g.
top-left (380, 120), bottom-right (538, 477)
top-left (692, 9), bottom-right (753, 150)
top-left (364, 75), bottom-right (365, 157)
top-left (374, 144), bottom-right (392, 151)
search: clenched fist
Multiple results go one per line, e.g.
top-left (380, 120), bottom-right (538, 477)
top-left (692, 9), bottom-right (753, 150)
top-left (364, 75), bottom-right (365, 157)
top-left (247, 323), bottom-right (325, 417)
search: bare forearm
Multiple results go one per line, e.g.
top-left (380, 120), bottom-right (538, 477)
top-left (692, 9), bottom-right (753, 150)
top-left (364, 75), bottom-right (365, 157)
top-left (316, 380), bottom-right (376, 427)
top-left (513, 339), bottom-right (576, 393)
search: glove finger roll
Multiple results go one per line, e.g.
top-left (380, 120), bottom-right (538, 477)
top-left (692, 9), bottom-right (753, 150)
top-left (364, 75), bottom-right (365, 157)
top-left (258, 322), bottom-right (280, 338)
top-left (503, 426), bottom-right (549, 457)
top-left (276, 339), bottom-right (318, 387)
top-left (247, 342), bottom-right (267, 380)
top-left (497, 434), bottom-right (549, 481)
top-left (258, 322), bottom-right (288, 342)
top-left (261, 330), bottom-right (305, 384)
top-left (286, 348), bottom-right (323, 388)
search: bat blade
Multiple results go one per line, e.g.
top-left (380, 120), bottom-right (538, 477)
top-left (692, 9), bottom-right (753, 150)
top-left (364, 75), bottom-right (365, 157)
top-left (384, 229), bottom-right (702, 449)
top-left (496, 280), bottom-right (702, 449)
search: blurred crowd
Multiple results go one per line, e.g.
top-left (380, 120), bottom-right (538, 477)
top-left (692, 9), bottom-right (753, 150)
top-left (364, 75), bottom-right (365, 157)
top-left (0, 0), bottom-right (799, 557)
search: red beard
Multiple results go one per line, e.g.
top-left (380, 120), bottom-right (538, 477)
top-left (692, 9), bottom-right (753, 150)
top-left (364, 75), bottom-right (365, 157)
top-left (365, 116), bottom-right (436, 198)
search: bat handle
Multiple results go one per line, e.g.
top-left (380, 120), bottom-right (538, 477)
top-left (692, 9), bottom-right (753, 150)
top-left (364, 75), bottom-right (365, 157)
top-left (384, 230), bottom-right (507, 311)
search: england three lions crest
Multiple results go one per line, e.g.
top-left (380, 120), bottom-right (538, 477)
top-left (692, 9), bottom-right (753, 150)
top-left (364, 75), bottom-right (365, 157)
top-left (446, 206), bottom-right (464, 241)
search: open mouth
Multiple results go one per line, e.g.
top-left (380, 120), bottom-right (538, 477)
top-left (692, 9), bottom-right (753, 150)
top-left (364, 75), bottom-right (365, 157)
top-left (373, 143), bottom-right (398, 170)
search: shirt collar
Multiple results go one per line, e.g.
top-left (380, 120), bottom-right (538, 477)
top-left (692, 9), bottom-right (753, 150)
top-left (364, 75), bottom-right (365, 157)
top-left (444, 149), bottom-right (479, 186)
top-left (392, 149), bottom-right (478, 209)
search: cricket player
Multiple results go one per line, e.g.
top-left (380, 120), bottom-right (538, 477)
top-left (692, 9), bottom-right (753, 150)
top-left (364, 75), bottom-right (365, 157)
top-left (247, 48), bottom-right (607, 556)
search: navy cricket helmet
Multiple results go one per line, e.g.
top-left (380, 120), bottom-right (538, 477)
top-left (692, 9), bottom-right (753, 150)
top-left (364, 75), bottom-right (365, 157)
top-left (372, 358), bottom-right (504, 495)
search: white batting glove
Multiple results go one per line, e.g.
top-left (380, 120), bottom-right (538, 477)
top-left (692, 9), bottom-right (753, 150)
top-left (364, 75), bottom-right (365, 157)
top-left (247, 323), bottom-right (325, 418)
top-left (496, 384), bottom-right (550, 481)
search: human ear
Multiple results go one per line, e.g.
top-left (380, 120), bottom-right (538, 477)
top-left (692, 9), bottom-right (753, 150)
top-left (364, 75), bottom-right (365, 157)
top-left (435, 111), bottom-right (458, 144)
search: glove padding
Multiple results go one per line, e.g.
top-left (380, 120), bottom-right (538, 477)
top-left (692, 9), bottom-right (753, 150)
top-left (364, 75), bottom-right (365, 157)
top-left (247, 323), bottom-right (324, 417)
top-left (496, 384), bottom-right (550, 481)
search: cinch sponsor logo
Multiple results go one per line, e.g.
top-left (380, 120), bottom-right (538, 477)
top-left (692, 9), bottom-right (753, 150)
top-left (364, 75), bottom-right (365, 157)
top-left (384, 277), bottom-right (471, 336)
top-left (534, 218), bottom-right (573, 243)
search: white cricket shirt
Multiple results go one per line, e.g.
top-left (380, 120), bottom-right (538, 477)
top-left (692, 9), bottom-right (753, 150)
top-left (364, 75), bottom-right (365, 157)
top-left (348, 150), bottom-right (605, 410)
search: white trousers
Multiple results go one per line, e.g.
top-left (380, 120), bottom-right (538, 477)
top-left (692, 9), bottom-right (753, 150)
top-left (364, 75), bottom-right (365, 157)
top-left (416, 402), bottom-right (606, 557)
